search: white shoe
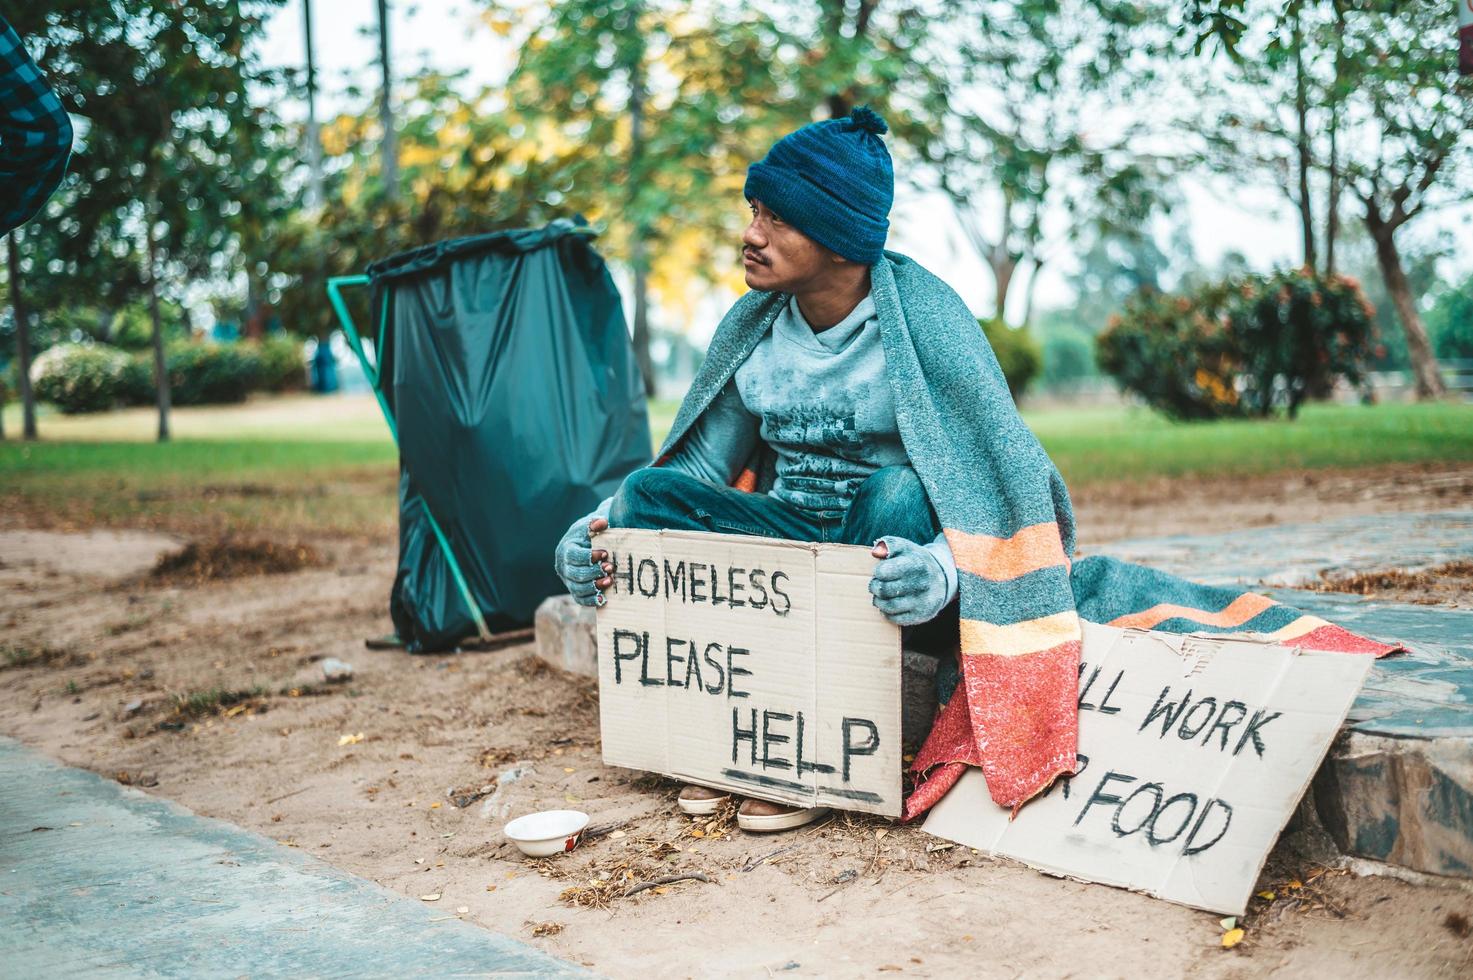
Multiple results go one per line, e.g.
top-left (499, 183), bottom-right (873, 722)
top-left (676, 784), bottom-right (731, 816)
top-left (736, 798), bottom-right (831, 833)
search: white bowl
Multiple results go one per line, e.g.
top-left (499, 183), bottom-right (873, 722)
top-left (503, 809), bottom-right (589, 857)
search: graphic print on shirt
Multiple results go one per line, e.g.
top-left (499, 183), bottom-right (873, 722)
top-left (762, 399), bottom-right (864, 454)
top-left (738, 342), bottom-right (906, 513)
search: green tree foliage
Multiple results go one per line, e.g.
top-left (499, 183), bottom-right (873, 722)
top-left (1428, 274), bottom-right (1473, 362)
top-left (488, 1), bottom-right (819, 320)
top-left (10, 1), bottom-right (289, 311)
top-left (1200, 0), bottom-right (1471, 400)
top-left (905, 0), bottom-right (1175, 325)
top-left (1338, 0), bottom-right (1472, 399)
top-left (8, 0), bottom-right (290, 438)
top-left (1097, 270), bottom-right (1376, 420)
top-left (261, 71), bottom-right (553, 340)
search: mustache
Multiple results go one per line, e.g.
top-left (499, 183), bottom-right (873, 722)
top-left (742, 249), bottom-right (768, 264)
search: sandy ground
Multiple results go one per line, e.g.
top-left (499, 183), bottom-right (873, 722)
top-left (3, 462), bottom-right (1473, 978)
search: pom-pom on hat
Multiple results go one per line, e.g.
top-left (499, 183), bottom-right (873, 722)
top-left (743, 105), bottom-right (894, 266)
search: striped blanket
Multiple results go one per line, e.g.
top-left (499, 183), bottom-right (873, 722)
top-left (653, 250), bottom-right (1398, 818)
top-left (904, 555), bottom-right (1399, 819)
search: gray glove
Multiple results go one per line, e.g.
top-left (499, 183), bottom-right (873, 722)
top-left (554, 514), bottom-right (611, 607)
top-left (868, 535), bottom-right (949, 626)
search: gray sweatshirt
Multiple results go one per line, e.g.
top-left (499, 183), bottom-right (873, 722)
top-left (597, 290), bottom-right (959, 604)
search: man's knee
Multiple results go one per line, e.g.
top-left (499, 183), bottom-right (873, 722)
top-left (843, 465), bottom-right (937, 545)
top-left (609, 467), bottom-right (690, 529)
top-left (854, 465), bottom-right (927, 509)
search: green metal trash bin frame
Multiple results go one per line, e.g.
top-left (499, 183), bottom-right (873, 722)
top-left (326, 274), bottom-right (492, 642)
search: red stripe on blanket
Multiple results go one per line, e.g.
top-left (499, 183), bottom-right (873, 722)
top-left (1289, 623), bottom-right (1401, 656)
top-left (905, 640), bottom-right (1082, 817)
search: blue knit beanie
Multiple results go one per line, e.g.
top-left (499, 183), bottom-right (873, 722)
top-left (743, 105), bottom-right (893, 265)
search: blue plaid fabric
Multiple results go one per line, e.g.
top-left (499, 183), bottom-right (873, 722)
top-left (0, 15), bottom-right (72, 234)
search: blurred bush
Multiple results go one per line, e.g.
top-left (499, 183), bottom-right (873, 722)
top-left (980, 318), bottom-right (1042, 400)
top-left (165, 342), bottom-right (263, 406)
top-left (29, 343), bottom-right (131, 414)
top-left (254, 336), bottom-right (307, 392)
top-left (1232, 270), bottom-right (1378, 415)
top-left (1041, 323), bottom-right (1098, 388)
top-left (28, 340), bottom-right (280, 412)
top-left (1097, 271), bottom-right (1376, 420)
top-left (119, 354), bottom-right (156, 406)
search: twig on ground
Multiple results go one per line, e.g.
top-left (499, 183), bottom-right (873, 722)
top-left (622, 872), bottom-right (713, 897)
top-left (266, 786), bottom-right (309, 805)
top-left (817, 883), bottom-right (850, 903)
top-left (582, 820), bottom-right (627, 841)
top-left (742, 843), bottom-right (800, 872)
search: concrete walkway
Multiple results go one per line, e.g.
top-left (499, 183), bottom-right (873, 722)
top-left (1097, 509), bottom-right (1473, 589)
top-left (0, 737), bottom-right (584, 978)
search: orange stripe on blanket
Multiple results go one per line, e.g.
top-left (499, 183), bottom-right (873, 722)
top-left (945, 523), bottom-right (1068, 582)
top-left (1107, 592), bottom-right (1277, 631)
top-left (959, 611), bottom-right (1080, 657)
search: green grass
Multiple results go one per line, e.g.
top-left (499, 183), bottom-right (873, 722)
top-left (3, 393), bottom-right (1470, 538)
top-left (1026, 401), bottom-right (1473, 484)
top-left (0, 394), bottom-right (399, 536)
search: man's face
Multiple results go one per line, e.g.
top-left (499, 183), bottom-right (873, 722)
top-left (741, 198), bottom-right (835, 292)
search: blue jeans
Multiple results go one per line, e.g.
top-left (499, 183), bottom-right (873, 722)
top-left (615, 465), bottom-right (960, 742)
top-left (609, 464), bottom-right (941, 547)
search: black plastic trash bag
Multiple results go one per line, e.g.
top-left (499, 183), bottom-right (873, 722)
top-left (361, 217), bottom-right (650, 651)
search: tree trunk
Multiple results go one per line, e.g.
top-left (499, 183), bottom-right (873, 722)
top-left (1325, 117), bottom-right (1339, 274)
top-left (145, 221), bottom-right (172, 441)
top-left (627, 30), bottom-right (654, 396)
top-left (6, 231), bottom-right (37, 440)
top-left (302, 0), bottom-right (325, 210)
top-left (1366, 213), bottom-right (1445, 400)
top-left (376, 0), bottom-right (398, 202)
top-left (989, 251), bottom-right (1016, 323)
top-left (1292, 15), bottom-right (1316, 273)
top-left (1021, 257), bottom-right (1045, 329)
top-left (1325, 0), bottom-right (1346, 275)
top-left (245, 273), bottom-right (264, 339)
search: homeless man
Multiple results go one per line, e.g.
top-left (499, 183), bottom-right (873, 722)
top-left (554, 104), bottom-right (1400, 834)
top-left (556, 105), bottom-right (984, 833)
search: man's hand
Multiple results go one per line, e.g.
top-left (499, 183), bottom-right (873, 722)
top-left (554, 515), bottom-right (614, 607)
top-left (868, 535), bottom-right (948, 626)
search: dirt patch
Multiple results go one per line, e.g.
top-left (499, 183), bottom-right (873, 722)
top-left (1303, 559), bottom-right (1473, 608)
top-left (1072, 461), bottom-right (1473, 546)
top-left (0, 643), bottom-right (79, 672)
top-left (149, 537), bottom-right (325, 584)
top-left (1, 468), bottom-right (1471, 977)
top-left (0, 528), bottom-right (181, 580)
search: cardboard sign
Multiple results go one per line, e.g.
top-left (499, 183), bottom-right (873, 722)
top-left (923, 622), bottom-right (1372, 914)
top-left (594, 528), bottom-right (902, 816)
